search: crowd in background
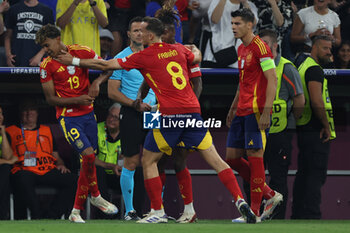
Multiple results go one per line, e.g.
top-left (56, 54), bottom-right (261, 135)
top-left (0, 0), bottom-right (348, 68)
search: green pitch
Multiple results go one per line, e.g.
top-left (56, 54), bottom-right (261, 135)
top-left (1, 220), bottom-right (350, 233)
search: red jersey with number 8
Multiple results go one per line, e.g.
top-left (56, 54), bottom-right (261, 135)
top-left (117, 42), bottom-right (200, 115)
top-left (40, 45), bottom-right (99, 118)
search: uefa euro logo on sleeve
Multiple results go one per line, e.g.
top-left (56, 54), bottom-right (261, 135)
top-left (143, 110), bottom-right (161, 129)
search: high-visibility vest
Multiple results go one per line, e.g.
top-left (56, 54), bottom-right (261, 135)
top-left (296, 57), bottom-right (336, 139)
top-left (6, 125), bottom-right (57, 175)
top-left (270, 57), bottom-right (293, 134)
top-left (97, 122), bottom-right (121, 174)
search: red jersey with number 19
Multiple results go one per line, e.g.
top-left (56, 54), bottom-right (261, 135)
top-left (117, 42), bottom-right (200, 115)
top-left (40, 45), bottom-right (99, 119)
top-left (236, 36), bottom-right (273, 116)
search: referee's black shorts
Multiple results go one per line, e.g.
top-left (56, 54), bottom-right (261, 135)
top-left (119, 106), bottom-right (148, 157)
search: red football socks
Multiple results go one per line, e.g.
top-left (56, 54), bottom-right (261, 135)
top-left (73, 171), bottom-right (89, 210)
top-left (144, 176), bottom-right (163, 210)
top-left (218, 168), bottom-right (243, 202)
top-left (248, 157), bottom-right (265, 216)
top-left (226, 157), bottom-right (251, 181)
top-left (82, 153), bottom-right (100, 197)
top-left (227, 157), bottom-right (275, 200)
top-left (176, 168), bottom-right (193, 205)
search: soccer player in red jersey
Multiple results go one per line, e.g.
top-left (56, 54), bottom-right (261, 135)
top-left (57, 16), bottom-right (257, 224)
top-left (36, 24), bottom-right (118, 223)
top-left (226, 8), bottom-right (281, 221)
top-left (155, 6), bottom-right (202, 223)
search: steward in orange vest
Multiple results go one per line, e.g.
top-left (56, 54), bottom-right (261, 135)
top-left (6, 125), bottom-right (57, 175)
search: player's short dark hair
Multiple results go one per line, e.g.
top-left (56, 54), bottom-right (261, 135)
top-left (128, 16), bottom-right (143, 31)
top-left (258, 29), bottom-right (278, 44)
top-left (142, 16), bottom-right (164, 37)
top-left (231, 8), bottom-right (255, 23)
top-left (35, 24), bottom-right (61, 45)
top-left (312, 34), bottom-right (333, 46)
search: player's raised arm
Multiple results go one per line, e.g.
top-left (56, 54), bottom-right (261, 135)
top-left (56, 50), bottom-right (122, 71)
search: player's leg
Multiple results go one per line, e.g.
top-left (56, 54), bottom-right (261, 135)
top-left (138, 148), bottom-right (167, 223)
top-left (59, 113), bottom-right (117, 223)
top-left (227, 114), bottom-right (279, 218)
top-left (182, 114), bottom-right (256, 223)
top-left (244, 113), bottom-right (270, 217)
top-left (226, 115), bottom-right (252, 182)
top-left (138, 127), bottom-right (181, 223)
top-left (173, 147), bottom-right (196, 223)
top-left (157, 154), bottom-right (168, 211)
top-left (59, 115), bottom-right (90, 222)
top-left (198, 144), bottom-right (256, 224)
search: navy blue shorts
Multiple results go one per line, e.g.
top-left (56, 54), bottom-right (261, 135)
top-left (226, 113), bottom-right (269, 150)
top-left (144, 113), bottom-right (213, 155)
top-left (58, 111), bottom-right (98, 154)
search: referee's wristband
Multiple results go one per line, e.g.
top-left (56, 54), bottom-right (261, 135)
top-left (72, 57), bottom-right (80, 66)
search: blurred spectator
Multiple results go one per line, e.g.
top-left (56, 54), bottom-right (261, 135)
top-left (56, 0), bottom-right (108, 56)
top-left (0, 0), bottom-right (9, 35)
top-left (93, 103), bottom-right (123, 219)
top-left (175, 0), bottom-right (189, 43)
top-left (4, 0), bottom-right (54, 67)
top-left (187, 0), bottom-right (211, 56)
top-left (334, 40), bottom-right (350, 69)
top-left (290, 0), bottom-right (341, 54)
top-left (253, 0), bottom-right (293, 45)
top-left (104, 0), bottom-right (131, 57)
top-left (39, 0), bottom-right (57, 21)
top-left (6, 101), bottom-right (77, 219)
top-left (0, 105), bottom-right (17, 220)
top-left (100, 28), bottom-right (114, 60)
top-left (146, 0), bottom-right (182, 43)
top-left (337, 0), bottom-right (350, 42)
top-left (0, 0), bottom-right (10, 67)
top-left (202, 0), bottom-right (258, 68)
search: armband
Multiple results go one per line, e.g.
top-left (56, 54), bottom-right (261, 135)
top-left (260, 58), bottom-right (275, 72)
top-left (72, 57), bottom-right (80, 66)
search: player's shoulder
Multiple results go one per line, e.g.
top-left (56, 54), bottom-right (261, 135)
top-left (68, 44), bottom-right (93, 53)
top-left (40, 56), bottom-right (54, 70)
top-left (251, 36), bottom-right (269, 56)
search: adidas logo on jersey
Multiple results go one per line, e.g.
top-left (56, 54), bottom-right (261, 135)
top-left (57, 66), bottom-right (65, 72)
